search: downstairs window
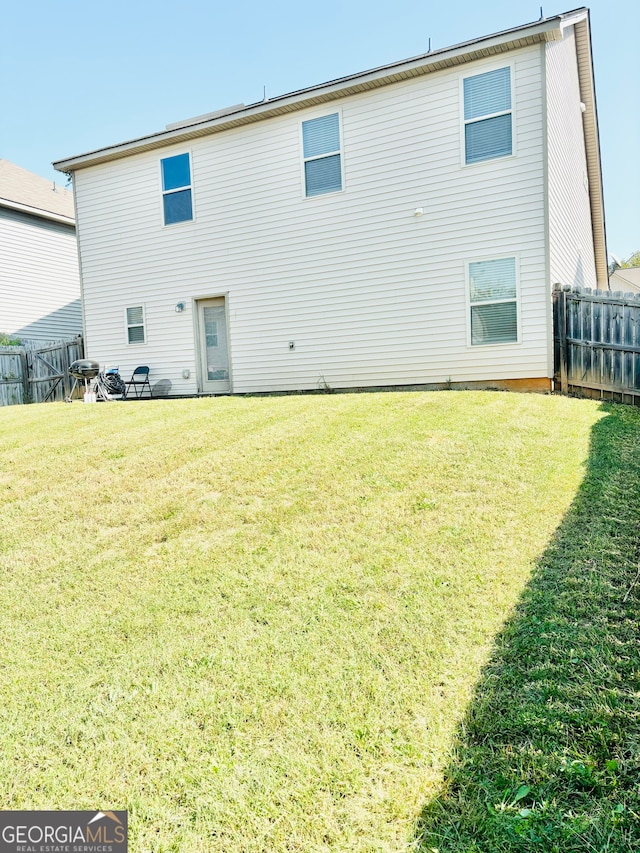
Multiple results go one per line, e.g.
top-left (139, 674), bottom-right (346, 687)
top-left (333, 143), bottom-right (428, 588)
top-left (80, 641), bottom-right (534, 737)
top-left (468, 257), bottom-right (518, 345)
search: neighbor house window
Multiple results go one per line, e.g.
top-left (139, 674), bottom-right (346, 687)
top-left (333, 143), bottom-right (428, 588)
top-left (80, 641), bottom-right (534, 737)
top-left (463, 67), bottom-right (512, 164)
top-left (302, 113), bottom-right (342, 197)
top-left (468, 257), bottom-right (518, 345)
top-left (126, 306), bottom-right (146, 344)
top-left (161, 152), bottom-right (193, 224)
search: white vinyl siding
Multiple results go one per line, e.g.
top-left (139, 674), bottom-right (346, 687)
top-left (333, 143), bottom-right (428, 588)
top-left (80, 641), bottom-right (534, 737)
top-left (545, 27), bottom-right (597, 290)
top-left (0, 208), bottom-right (81, 341)
top-left (468, 257), bottom-right (518, 345)
top-left (126, 305), bottom-right (145, 344)
top-left (463, 66), bottom-right (513, 164)
top-left (302, 114), bottom-right (342, 197)
top-left (73, 44), bottom-right (548, 393)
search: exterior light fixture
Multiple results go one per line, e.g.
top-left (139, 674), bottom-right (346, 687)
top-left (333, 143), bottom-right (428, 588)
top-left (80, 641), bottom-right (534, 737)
top-left (175, 302), bottom-right (186, 313)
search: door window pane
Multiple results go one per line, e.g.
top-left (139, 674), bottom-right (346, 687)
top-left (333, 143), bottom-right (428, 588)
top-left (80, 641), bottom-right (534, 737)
top-left (205, 319), bottom-right (218, 348)
top-left (203, 306), bottom-right (229, 381)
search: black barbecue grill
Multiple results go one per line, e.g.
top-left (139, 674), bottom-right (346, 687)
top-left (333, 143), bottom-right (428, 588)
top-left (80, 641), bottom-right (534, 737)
top-left (67, 359), bottom-right (100, 402)
top-left (67, 360), bottom-right (126, 402)
top-left (69, 359), bottom-right (101, 380)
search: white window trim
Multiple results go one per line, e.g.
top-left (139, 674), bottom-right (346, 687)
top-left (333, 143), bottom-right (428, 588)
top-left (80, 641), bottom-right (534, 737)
top-left (159, 150), bottom-right (195, 227)
top-left (299, 109), bottom-right (345, 199)
top-left (459, 61), bottom-right (516, 168)
top-left (125, 304), bottom-right (147, 346)
top-left (465, 254), bottom-right (521, 348)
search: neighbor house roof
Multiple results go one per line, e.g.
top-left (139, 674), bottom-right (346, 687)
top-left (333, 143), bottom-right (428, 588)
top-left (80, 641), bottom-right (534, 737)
top-left (0, 159), bottom-right (75, 226)
top-left (52, 7), bottom-right (606, 283)
top-left (609, 267), bottom-right (640, 293)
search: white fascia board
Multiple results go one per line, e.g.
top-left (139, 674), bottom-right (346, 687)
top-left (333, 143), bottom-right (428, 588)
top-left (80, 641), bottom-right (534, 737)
top-left (558, 7), bottom-right (590, 33)
top-left (0, 196), bottom-right (75, 227)
top-left (53, 15), bottom-right (569, 173)
top-left (572, 12), bottom-right (608, 286)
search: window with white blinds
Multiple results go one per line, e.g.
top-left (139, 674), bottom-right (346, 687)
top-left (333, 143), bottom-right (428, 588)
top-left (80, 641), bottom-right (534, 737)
top-left (126, 306), bottom-right (146, 345)
top-left (302, 113), bottom-right (342, 197)
top-left (468, 257), bottom-right (518, 345)
top-left (463, 67), bottom-right (512, 164)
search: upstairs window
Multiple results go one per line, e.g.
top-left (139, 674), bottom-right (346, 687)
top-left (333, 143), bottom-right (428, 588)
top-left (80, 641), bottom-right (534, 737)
top-left (126, 306), bottom-right (146, 344)
top-left (463, 67), bottom-right (512, 164)
top-left (302, 113), bottom-right (342, 197)
top-left (468, 257), bottom-right (518, 345)
top-left (161, 153), bottom-right (193, 224)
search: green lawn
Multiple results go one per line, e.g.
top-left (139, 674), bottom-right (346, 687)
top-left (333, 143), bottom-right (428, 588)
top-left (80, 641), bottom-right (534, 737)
top-left (0, 391), bottom-right (638, 852)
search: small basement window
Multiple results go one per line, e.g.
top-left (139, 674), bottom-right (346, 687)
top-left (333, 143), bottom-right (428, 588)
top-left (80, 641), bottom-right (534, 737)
top-left (468, 257), bottom-right (518, 345)
top-left (463, 66), bottom-right (513, 164)
top-left (126, 306), bottom-right (146, 344)
top-left (302, 113), bottom-right (342, 197)
top-left (161, 152), bottom-right (193, 224)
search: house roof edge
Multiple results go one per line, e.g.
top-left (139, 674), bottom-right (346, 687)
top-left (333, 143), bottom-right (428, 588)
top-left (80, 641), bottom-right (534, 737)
top-left (53, 12), bottom-right (580, 172)
top-left (570, 11), bottom-right (608, 286)
top-left (0, 195), bottom-right (75, 227)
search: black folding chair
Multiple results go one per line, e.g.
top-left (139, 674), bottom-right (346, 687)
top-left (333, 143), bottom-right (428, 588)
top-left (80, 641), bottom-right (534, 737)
top-left (125, 366), bottom-right (151, 398)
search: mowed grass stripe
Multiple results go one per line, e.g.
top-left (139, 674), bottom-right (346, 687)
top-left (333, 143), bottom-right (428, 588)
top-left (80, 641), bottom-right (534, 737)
top-left (0, 392), bottom-right (602, 851)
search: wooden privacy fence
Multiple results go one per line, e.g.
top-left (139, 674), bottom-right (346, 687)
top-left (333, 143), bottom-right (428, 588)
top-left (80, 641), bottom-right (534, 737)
top-left (553, 285), bottom-right (640, 404)
top-left (0, 336), bottom-right (84, 406)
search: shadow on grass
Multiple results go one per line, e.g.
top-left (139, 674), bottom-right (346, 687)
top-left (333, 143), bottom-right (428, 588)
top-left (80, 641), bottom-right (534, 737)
top-left (414, 403), bottom-right (640, 853)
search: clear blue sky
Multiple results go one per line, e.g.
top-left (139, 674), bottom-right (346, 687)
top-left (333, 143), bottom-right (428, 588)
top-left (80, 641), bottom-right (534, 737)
top-left (2, 0), bottom-right (638, 258)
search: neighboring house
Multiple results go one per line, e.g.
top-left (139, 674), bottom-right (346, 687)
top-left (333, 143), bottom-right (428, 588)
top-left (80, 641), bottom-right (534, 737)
top-left (54, 7), bottom-right (607, 396)
top-left (609, 267), bottom-right (640, 294)
top-left (0, 160), bottom-right (81, 342)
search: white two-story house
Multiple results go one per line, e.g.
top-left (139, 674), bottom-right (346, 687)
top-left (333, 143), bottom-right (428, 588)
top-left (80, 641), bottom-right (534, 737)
top-left (0, 160), bottom-right (81, 343)
top-left (54, 8), bottom-right (606, 396)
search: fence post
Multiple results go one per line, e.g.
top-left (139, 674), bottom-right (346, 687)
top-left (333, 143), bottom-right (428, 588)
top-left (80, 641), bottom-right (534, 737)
top-left (61, 342), bottom-right (70, 400)
top-left (19, 351), bottom-right (30, 403)
top-left (557, 287), bottom-right (568, 395)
